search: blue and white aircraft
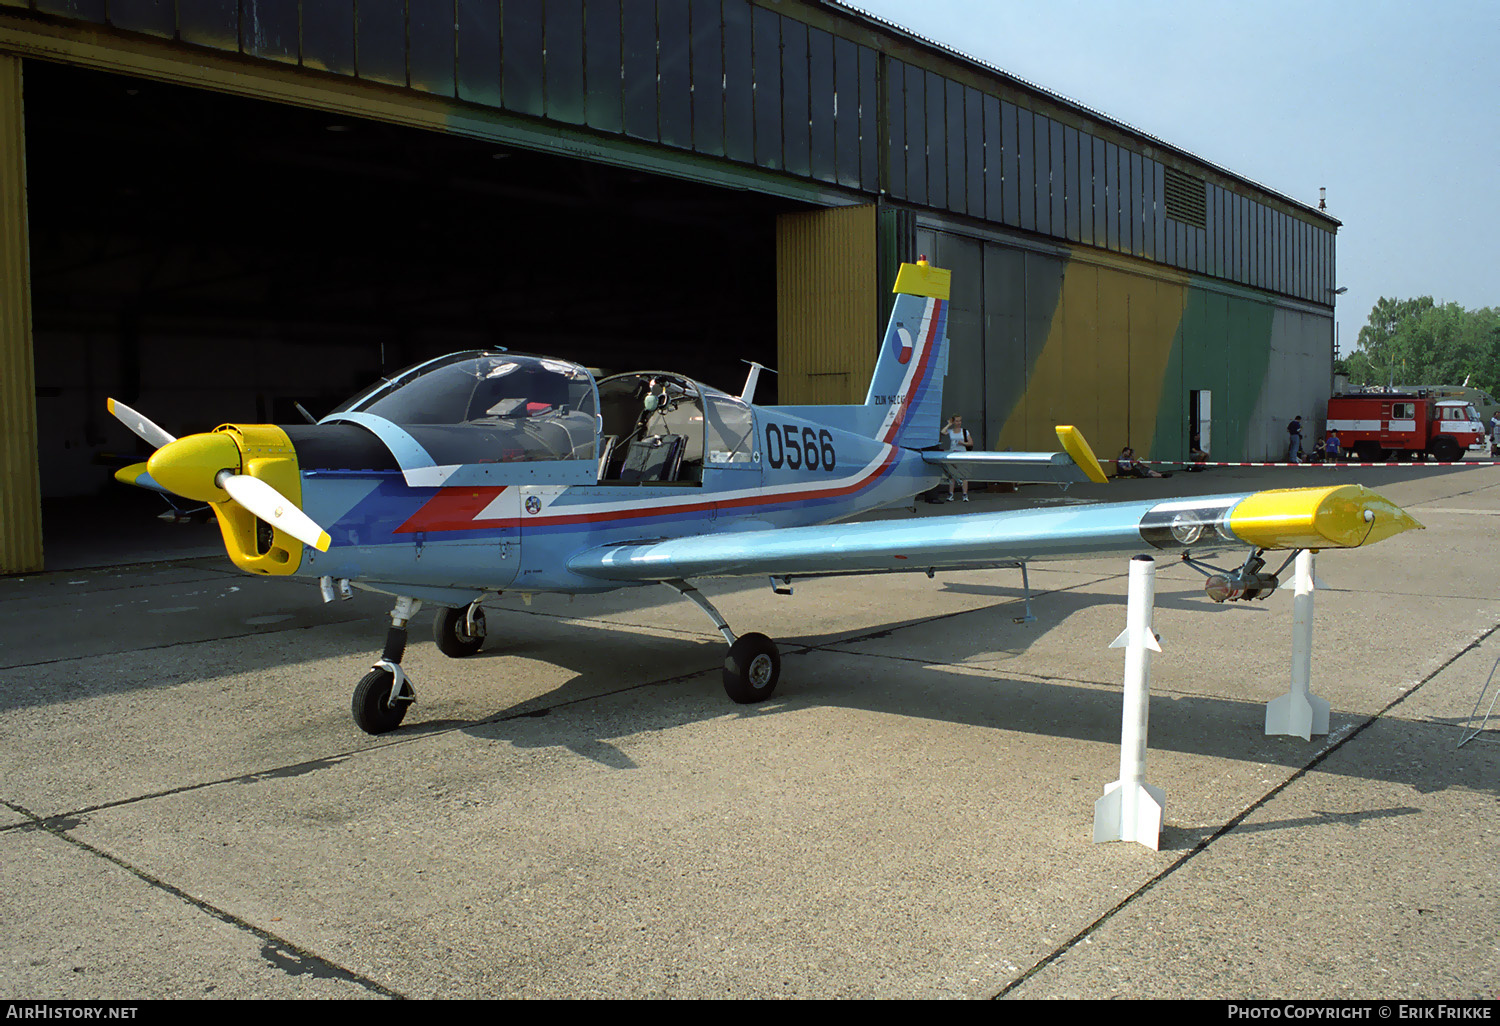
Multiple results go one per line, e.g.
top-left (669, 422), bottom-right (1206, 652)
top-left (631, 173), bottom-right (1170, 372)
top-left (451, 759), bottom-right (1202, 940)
top-left (109, 260), bottom-right (1420, 733)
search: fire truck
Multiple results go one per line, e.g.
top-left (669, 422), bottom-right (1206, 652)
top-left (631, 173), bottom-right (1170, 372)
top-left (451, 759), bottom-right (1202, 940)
top-left (1325, 391), bottom-right (1485, 462)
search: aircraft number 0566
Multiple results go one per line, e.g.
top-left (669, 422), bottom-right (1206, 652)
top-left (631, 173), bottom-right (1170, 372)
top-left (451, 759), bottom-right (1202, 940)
top-left (765, 424), bottom-right (836, 471)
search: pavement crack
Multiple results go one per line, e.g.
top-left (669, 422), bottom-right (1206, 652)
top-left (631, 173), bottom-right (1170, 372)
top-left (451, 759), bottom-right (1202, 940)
top-left (0, 798), bottom-right (406, 999)
top-left (990, 616), bottom-right (1500, 999)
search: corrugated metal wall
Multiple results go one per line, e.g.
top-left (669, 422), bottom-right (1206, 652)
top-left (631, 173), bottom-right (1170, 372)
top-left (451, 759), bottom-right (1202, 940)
top-left (776, 204), bottom-right (877, 405)
top-left (0, 1), bottom-right (1335, 304)
top-left (0, 53), bottom-right (41, 572)
top-left (882, 53), bottom-right (1335, 304)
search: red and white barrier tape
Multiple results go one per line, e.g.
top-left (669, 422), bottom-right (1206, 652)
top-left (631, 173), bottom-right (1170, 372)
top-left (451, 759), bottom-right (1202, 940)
top-left (1139, 459), bottom-right (1499, 468)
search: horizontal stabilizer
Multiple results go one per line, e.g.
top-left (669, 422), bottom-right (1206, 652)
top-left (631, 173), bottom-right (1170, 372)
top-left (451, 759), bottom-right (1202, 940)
top-left (922, 450), bottom-right (1094, 485)
top-left (922, 425), bottom-right (1109, 485)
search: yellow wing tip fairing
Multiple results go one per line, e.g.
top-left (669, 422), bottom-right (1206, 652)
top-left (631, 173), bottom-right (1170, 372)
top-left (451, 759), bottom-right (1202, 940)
top-left (1229, 485), bottom-right (1423, 550)
top-left (1055, 425), bottom-right (1109, 485)
top-left (892, 259), bottom-right (951, 301)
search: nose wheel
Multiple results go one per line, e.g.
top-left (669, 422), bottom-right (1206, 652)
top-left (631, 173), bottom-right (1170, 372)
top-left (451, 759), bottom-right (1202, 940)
top-left (352, 664), bottom-right (414, 734)
top-left (352, 596), bottom-right (422, 735)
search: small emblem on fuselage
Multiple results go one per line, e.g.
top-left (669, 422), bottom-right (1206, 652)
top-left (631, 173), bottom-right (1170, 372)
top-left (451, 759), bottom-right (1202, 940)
top-left (525, 496), bottom-right (542, 515)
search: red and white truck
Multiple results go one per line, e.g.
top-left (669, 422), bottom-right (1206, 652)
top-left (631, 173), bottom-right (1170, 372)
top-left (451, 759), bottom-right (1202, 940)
top-left (1325, 392), bottom-right (1485, 462)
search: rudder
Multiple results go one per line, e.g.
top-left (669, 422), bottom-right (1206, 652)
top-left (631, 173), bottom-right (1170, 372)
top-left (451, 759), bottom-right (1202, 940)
top-left (865, 260), bottom-right (950, 449)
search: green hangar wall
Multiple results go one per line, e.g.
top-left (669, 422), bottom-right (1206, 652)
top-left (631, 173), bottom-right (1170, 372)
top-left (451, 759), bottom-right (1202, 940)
top-left (0, 0), bottom-right (1339, 572)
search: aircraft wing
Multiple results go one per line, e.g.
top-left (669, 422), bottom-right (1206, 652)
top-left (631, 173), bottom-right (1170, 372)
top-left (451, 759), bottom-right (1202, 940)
top-left (113, 461), bottom-right (176, 495)
top-left (922, 426), bottom-right (1111, 486)
top-left (567, 485), bottom-right (1420, 583)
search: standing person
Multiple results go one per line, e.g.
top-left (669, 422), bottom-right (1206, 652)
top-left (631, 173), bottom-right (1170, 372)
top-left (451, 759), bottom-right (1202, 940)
top-left (943, 414), bottom-right (972, 501)
top-left (1286, 415), bottom-right (1303, 463)
top-left (1325, 430), bottom-right (1342, 461)
top-left (1489, 412), bottom-right (1500, 456)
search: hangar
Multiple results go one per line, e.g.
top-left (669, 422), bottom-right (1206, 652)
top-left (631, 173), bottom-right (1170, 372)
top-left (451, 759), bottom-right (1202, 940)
top-left (0, 0), bottom-right (1340, 573)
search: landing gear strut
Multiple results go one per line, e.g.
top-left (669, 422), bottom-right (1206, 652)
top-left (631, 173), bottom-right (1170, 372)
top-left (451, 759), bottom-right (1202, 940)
top-left (352, 596), bottom-right (421, 735)
top-left (665, 579), bottom-right (781, 703)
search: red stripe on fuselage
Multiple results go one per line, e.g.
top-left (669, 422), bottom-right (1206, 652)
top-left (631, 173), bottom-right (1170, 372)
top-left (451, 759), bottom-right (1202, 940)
top-left (395, 486), bottom-right (508, 533)
top-left (386, 448), bottom-right (902, 534)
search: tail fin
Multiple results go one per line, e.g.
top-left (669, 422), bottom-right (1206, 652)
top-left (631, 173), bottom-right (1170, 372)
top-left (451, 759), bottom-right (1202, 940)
top-left (865, 260), bottom-right (950, 448)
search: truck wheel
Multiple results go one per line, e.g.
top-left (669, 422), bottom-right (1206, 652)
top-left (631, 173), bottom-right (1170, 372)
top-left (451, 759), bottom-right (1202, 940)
top-left (1429, 438), bottom-right (1460, 462)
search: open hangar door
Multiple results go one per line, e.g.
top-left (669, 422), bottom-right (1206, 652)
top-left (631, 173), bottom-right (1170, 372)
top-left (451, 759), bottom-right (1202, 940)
top-left (24, 60), bottom-right (804, 524)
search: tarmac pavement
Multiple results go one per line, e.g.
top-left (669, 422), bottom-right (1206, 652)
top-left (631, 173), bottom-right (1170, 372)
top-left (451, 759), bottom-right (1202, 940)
top-left (1, 463), bottom-right (1497, 999)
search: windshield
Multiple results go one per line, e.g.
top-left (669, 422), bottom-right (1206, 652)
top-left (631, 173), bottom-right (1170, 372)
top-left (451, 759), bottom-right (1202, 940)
top-left (334, 352), bottom-right (595, 422)
top-left (330, 352), bottom-right (600, 462)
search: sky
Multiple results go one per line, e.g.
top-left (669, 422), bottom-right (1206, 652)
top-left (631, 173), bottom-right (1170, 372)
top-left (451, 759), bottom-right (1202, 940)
top-left (843, 0), bottom-right (1499, 356)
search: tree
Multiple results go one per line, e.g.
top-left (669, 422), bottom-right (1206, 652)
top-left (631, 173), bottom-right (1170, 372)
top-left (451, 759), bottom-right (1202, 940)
top-left (1345, 297), bottom-right (1500, 393)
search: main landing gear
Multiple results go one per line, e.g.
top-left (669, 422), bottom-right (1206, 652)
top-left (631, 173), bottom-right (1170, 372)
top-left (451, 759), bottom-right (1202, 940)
top-left (433, 600), bottom-right (486, 657)
top-left (350, 586), bottom-right (777, 735)
top-left (665, 580), bottom-right (782, 704)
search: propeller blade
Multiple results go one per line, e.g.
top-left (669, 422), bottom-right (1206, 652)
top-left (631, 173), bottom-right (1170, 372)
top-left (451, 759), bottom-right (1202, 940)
top-left (216, 472), bottom-right (332, 552)
top-left (107, 398), bottom-right (177, 449)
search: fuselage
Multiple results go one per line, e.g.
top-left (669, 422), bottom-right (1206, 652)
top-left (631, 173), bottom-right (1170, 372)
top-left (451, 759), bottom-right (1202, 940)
top-left (289, 406), bottom-right (946, 602)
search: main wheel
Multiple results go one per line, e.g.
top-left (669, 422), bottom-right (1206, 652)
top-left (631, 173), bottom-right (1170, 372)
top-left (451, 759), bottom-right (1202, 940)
top-left (433, 605), bottom-right (485, 658)
top-left (723, 632), bottom-right (781, 704)
top-left (352, 667), bottom-right (411, 734)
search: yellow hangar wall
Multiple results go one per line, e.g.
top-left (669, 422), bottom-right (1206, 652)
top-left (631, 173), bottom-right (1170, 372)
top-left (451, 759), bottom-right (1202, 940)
top-left (0, 54), bottom-right (40, 573)
top-left (1004, 252), bottom-right (1188, 458)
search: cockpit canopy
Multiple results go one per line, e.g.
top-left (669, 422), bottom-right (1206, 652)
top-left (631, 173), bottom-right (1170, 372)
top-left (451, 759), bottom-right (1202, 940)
top-left (327, 352), bottom-right (756, 483)
top-left (334, 351), bottom-right (597, 426)
top-left (330, 351), bottom-right (600, 464)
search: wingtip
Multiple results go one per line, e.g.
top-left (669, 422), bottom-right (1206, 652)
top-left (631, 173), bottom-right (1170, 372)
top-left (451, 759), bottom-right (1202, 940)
top-left (113, 461), bottom-right (147, 487)
top-left (1229, 485), bottom-right (1424, 549)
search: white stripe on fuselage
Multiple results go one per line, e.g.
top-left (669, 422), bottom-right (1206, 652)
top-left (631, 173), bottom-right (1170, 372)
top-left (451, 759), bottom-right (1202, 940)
top-left (875, 298), bottom-right (937, 440)
top-left (472, 442), bottom-right (900, 522)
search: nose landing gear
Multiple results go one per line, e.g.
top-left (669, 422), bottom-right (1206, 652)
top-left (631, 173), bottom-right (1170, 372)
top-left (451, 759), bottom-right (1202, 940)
top-left (352, 596), bottom-right (422, 735)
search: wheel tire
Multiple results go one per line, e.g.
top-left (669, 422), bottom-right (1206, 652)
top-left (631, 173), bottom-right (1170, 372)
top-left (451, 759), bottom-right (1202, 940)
top-left (723, 632), bottom-right (781, 704)
top-left (1429, 438), bottom-right (1460, 462)
top-left (433, 605), bottom-right (485, 658)
top-left (352, 667), bottom-right (410, 734)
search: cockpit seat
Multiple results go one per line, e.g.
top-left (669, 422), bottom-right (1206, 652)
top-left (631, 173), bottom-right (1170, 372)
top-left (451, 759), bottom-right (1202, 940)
top-left (618, 434), bottom-right (685, 482)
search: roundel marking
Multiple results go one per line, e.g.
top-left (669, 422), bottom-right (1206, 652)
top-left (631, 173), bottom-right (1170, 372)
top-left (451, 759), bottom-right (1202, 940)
top-left (896, 326), bottom-right (913, 365)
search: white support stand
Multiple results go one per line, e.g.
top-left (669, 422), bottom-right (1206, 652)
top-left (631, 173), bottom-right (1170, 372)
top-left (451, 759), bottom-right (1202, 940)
top-left (1094, 555), bottom-right (1167, 851)
top-left (1265, 549), bottom-right (1331, 740)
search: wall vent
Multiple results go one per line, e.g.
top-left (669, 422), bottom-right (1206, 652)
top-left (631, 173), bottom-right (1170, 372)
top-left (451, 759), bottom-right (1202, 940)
top-left (1164, 167), bottom-right (1207, 229)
